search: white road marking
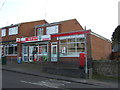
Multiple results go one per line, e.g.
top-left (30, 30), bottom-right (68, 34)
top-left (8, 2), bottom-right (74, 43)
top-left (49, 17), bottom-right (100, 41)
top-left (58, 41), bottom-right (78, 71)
top-left (49, 79), bottom-right (71, 84)
top-left (44, 80), bottom-right (65, 86)
top-left (20, 79), bottom-right (67, 88)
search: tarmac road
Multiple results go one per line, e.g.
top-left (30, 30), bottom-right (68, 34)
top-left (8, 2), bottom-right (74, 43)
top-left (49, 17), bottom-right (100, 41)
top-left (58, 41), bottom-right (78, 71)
top-left (2, 70), bottom-right (105, 89)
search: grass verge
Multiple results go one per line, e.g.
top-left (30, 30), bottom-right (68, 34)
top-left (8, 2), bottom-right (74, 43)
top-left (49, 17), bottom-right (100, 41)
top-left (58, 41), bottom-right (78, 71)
top-left (92, 74), bottom-right (120, 81)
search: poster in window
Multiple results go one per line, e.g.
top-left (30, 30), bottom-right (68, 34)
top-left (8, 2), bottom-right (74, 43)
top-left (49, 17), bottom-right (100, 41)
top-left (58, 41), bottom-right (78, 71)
top-left (61, 47), bottom-right (66, 54)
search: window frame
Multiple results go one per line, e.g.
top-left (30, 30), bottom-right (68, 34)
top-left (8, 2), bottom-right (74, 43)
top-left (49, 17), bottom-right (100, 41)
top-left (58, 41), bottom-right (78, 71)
top-left (46, 25), bottom-right (58, 35)
top-left (1, 29), bottom-right (6, 37)
top-left (4, 44), bottom-right (17, 56)
top-left (60, 37), bottom-right (85, 57)
top-left (37, 28), bottom-right (44, 36)
top-left (8, 27), bottom-right (18, 35)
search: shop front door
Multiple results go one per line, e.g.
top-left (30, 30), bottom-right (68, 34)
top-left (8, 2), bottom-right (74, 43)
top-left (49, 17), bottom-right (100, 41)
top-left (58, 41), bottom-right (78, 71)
top-left (29, 46), bottom-right (34, 62)
top-left (51, 44), bottom-right (58, 62)
top-left (29, 46), bottom-right (39, 62)
top-left (22, 45), bottom-right (28, 62)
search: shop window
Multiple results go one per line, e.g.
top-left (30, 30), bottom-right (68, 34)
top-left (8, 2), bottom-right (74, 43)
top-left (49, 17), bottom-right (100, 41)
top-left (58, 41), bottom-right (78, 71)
top-left (60, 37), bottom-right (85, 57)
top-left (77, 43), bottom-right (85, 52)
top-left (42, 45), bottom-right (47, 54)
top-left (61, 44), bottom-right (67, 54)
top-left (8, 46), bottom-right (13, 54)
top-left (14, 46), bottom-right (17, 54)
top-left (77, 38), bottom-right (85, 42)
top-left (77, 43), bottom-right (85, 48)
top-left (4, 44), bottom-right (17, 55)
top-left (61, 39), bottom-right (67, 43)
top-left (68, 38), bottom-right (76, 43)
top-left (5, 47), bottom-right (8, 55)
top-left (68, 43), bottom-right (76, 55)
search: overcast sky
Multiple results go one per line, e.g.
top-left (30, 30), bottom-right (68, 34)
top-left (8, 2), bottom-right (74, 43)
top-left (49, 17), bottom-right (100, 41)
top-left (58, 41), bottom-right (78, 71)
top-left (0, 0), bottom-right (119, 40)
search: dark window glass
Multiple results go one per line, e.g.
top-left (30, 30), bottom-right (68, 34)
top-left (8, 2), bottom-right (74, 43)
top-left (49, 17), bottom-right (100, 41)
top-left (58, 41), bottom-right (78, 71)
top-left (8, 47), bottom-right (13, 54)
top-left (14, 46), bottom-right (17, 54)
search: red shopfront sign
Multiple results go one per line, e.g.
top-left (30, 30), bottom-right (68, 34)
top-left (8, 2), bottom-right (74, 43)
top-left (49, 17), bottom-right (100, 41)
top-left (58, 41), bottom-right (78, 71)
top-left (16, 36), bottom-right (39, 43)
top-left (16, 38), bottom-right (21, 43)
top-left (25, 36), bottom-right (39, 42)
top-left (16, 35), bottom-right (51, 43)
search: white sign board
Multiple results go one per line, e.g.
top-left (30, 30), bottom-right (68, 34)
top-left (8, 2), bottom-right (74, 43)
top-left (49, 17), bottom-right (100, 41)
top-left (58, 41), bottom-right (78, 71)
top-left (58, 34), bottom-right (85, 40)
top-left (41, 35), bottom-right (51, 41)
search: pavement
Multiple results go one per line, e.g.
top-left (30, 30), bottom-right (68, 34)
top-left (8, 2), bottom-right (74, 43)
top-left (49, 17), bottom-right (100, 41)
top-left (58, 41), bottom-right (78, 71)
top-left (1, 60), bottom-right (119, 88)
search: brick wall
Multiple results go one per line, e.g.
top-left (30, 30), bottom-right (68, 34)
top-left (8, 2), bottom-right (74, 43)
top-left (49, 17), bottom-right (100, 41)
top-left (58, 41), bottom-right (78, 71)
top-left (2, 20), bottom-right (47, 42)
top-left (60, 19), bottom-right (83, 33)
top-left (35, 19), bottom-right (83, 35)
top-left (59, 57), bottom-right (79, 68)
top-left (90, 34), bottom-right (112, 60)
top-left (19, 20), bottom-right (47, 37)
top-left (2, 25), bottom-right (19, 41)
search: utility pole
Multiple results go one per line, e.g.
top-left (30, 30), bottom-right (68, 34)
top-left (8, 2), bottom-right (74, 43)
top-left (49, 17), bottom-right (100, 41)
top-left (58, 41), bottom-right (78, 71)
top-left (0, 29), bottom-right (2, 63)
top-left (84, 26), bottom-right (88, 79)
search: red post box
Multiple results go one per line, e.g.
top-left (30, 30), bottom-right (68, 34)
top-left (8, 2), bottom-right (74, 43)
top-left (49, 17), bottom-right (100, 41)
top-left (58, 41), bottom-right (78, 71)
top-left (79, 53), bottom-right (86, 67)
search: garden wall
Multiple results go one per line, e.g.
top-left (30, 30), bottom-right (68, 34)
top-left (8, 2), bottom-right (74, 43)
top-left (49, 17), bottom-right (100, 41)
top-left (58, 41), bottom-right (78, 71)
top-left (93, 60), bottom-right (119, 78)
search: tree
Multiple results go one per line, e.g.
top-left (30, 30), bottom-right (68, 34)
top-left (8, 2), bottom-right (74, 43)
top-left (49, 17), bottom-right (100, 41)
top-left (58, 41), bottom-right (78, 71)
top-left (112, 25), bottom-right (120, 42)
top-left (112, 25), bottom-right (120, 52)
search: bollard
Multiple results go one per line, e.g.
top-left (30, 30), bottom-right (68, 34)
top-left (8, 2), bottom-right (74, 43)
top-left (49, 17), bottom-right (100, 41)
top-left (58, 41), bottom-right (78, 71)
top-left (2, 56), bottom-right (6, 65)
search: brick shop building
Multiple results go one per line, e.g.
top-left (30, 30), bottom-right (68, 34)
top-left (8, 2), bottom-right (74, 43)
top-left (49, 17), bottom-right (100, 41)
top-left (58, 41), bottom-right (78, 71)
top-left (1, 20), bottom-right (47, 61)
top-left (1, 19), bottom-right (112, 67)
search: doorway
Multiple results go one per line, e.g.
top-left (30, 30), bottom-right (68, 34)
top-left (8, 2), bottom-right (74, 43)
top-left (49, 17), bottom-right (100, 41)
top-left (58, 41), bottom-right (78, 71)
top-left (51, 43), bottom-right (58, 62)
top-left (22, 45), bottom-right (28, 62)
top-left (29, 46), bottom-right (38, 62)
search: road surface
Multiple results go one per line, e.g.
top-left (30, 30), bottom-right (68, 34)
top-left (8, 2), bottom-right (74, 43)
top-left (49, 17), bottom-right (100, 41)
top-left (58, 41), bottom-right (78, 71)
top-left (2, 70), bottom-right (109, 89)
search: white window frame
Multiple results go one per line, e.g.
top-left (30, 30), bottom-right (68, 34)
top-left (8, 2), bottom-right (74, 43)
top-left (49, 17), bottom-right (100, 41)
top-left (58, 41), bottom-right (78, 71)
top-left (4, 44), bottom-right (17, 56)
top-left (46, 25), bottom-right (58, 35)
top-left (60, 37), bottom-right (85, 57)
top-left (1, 29), bottom-right (6, 37)
top-left (37, 28), bottom-right (44, 36)
top-left (9, 27), bottom-right (18, 35)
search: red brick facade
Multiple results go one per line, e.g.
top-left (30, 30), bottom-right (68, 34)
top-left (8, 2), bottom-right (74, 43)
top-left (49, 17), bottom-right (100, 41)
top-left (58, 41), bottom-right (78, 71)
top-left (90, 33), bottom-right (112, 60)
top-left (1, 20), bottom-right (47, 60)
top-left (60, 19), bottom-right (83, 33)
top-left (2, 20), bottom-right (47, 42)
top-left (1, 19), bottom-right (112, 64)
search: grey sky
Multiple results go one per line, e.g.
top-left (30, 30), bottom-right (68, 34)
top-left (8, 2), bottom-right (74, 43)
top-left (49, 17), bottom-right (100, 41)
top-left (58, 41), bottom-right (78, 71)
top-left (0, 0), bottom-right (119, 40)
